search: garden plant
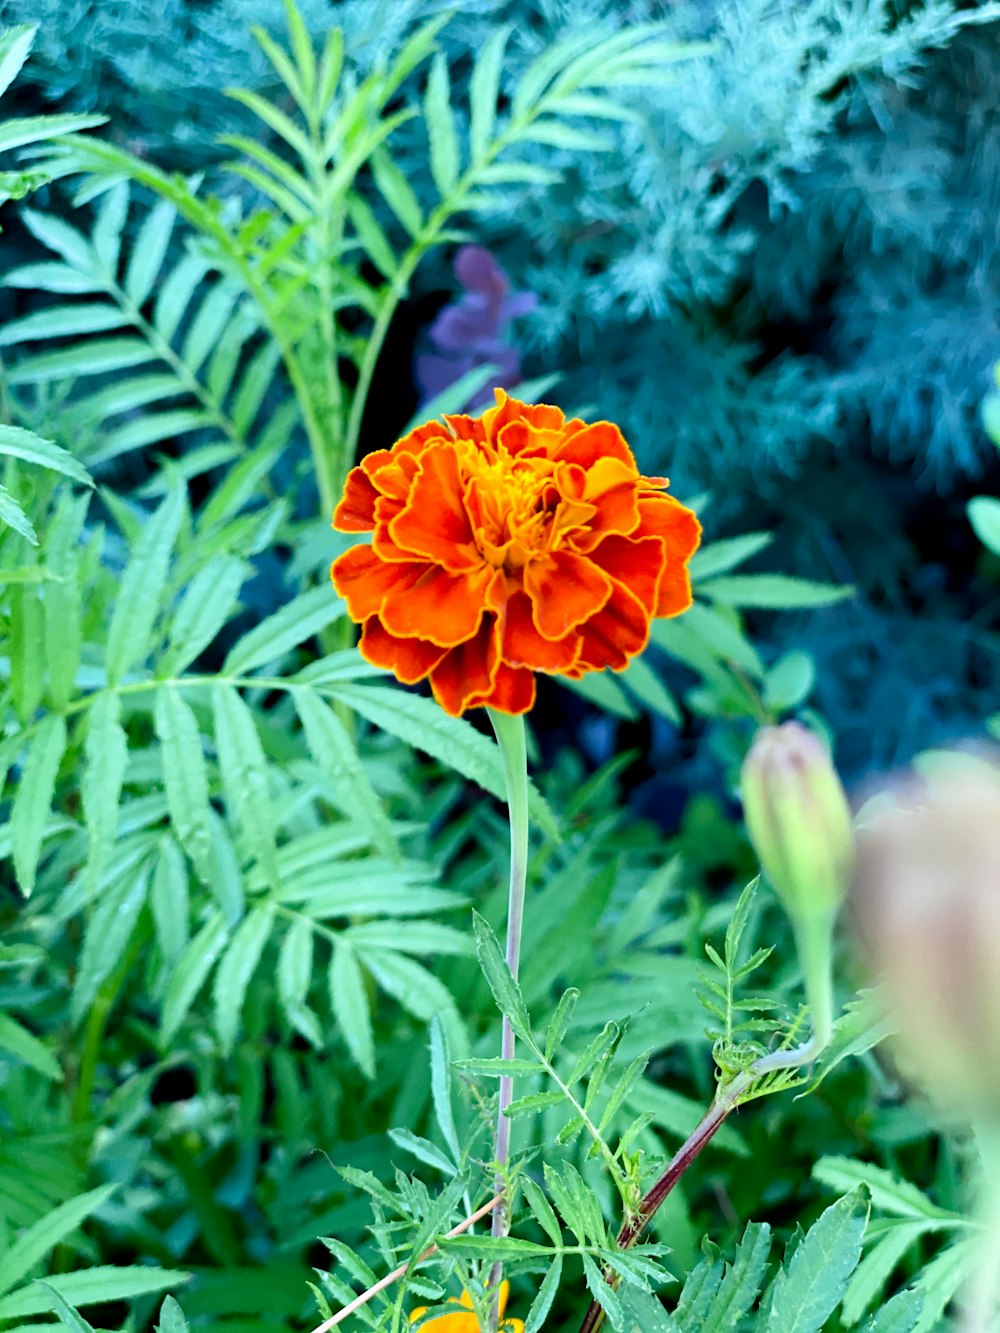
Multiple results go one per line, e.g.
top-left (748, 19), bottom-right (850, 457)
top-left (1, 3), bottom-right (1000, 1332)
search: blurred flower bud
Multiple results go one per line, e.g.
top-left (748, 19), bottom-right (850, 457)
top-left (853, 755), bottom-right (1000, 1116)
top-left (741, 722), bottom-right (854, 922)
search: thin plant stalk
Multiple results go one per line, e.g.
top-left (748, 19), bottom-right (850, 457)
top-left (576, 926), bottom-right (840, 1333)
top-left (576, 1073), bottom-right (752, 1333)
top-left (486, 708), bottom-right (530, 1332)
top-left (307, 1193), bottom-right (503, 1333)
top-left (752, 910), bottom-right (835, 1074)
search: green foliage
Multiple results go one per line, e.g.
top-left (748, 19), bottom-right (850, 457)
top-left (0, 5), bottom-right (989, 1332)
top-left (0, 24), bottom-right (104, 208)
top-left (21, 3), bottom-right (705, 522)
top-left (813, 1158), bottom-right (978, 1333)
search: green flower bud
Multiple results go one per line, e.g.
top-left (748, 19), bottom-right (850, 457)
top-left (740, 722), bottom-right (854, 922)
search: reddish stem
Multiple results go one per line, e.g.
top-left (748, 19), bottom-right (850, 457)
top-left (577, 1075), bottom-right (751, 1333)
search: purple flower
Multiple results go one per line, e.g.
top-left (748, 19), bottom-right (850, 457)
top-left (415, 245), bottom-right (538, 410)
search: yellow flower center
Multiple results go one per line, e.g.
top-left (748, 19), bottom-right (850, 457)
top-left (459, 442), bottom-right (592, 572)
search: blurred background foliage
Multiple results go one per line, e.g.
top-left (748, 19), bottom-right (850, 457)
top-left (0, 0), bottom-right (998, 1329)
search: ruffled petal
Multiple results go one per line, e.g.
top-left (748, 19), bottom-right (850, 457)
top-left (502, 589), bottom-right (581, 673)
top-left (656, 560), bottom-right (694, 618)
top-left (496, 419), bottom-right (564, 458)
top-left (590, 533), bottom-right (666, 615)
top-left (576, 579), bottom-right (651, 672)
top-left (572, 456), bottom-right (641, 550)
top-left (430, 618), bottom-right (500, 716)
top-left (443, 413), bottom-right (488, 444)
top-left (331, 544), bottom-right (426, 621)
top-left (367, 450), bottom-right (420, 504)
top-left (372, 518), bottom-right (422, 564)
top-left (636, 494), bottom-right (701, 615)
top-left (638, 493), bottom-right (701, 551)
top-left (476, 661), bottom-right (536, 714)
top-left (392, 421), bottom-right (451, 456)
top-left (556, 420), bottom-right (636, 470)
top-left (523, 550), bottom-right (612, 639)
top-left (359, 447), bottom-right (394, 477)
top-left (389, 443), bottom-right (482, 571)
top-left (359, 617), bottom-right (447, 683)
top-left (381, 565), bottom-right (495, 647)
top-left (483, 389), bottom-right (565, 444)
top-left (333, 466), bottom-right (380, 532)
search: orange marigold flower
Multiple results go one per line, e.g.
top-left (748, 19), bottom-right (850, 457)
top-left (331, 391), bottom-right (701, 716)
top-left (410, 1281), bottom-right (523, 1331)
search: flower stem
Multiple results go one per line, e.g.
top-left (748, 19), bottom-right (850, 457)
top-left (486, 708), bottom-right (530, 1332)
top-left (576, 1073), bottom-right (752, 1333)
top-left (752, 910), bottom-right (835, 1075)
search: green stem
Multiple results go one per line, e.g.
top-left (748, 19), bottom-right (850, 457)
top-left (752, 910), bottom-right (835, 1075)
top-left (485, 708), bottom-right (530, 1333)
top-left (70, 931), bottom-right (145, 1132)
top-left (306, 129), bottom-right (347, 511)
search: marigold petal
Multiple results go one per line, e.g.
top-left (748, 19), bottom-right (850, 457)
top-left (389, 443), bottom-right (482, 570)
top-left (429, 617), bottom-right (499, 715)
top-left (359, 447), bottom-right (394, 477)
top-left (359, 617), bottom-right (447, 683)
top-left (331, 544), bottom-right (427, 621)
top-left (496, 419), bottom-right (565, 458)
top-left (333, 466), bottom-right (379, 532)
top-left (368, 451), bottom-right (420, 503)
top-left (655, 562), bottom-right (694, 618)
top-left (372, 517), bottom-right (420, 563)
top-left (553, 460), bottom-right (587, 501)
top-left (471, 662), bottom-right (536, 713)
top-left (638, 493), bottom-right (701, 550)
top-left (483, 389), bottom-right (565, 444)
top-left (408, 1285), bottom-right (520, 1327)
top-left (393, 421), bottom-right (451, 455)
top-left (636, 494), bottom-right (701, 615)
top-left (576, 579), bottom-right (651, 672)
top-left (408, 1286), bottom-right (476, 1326)
top-left (381, 565), bottom-right (496, 647)
top-left (407, 1311), bottom-right (477, 1331)
top-left (556, 420), bottom-right (636, 470)
top-left (572, 456), bottom-right (641, 551)
top-left (523, 550), bottom-right (612, 640)
top-left (590, 533), bottom-right (666, 615)
top-left (442, 413), bottom-right (487, 443)
top-left (502, 589), bottom-right (581, 673)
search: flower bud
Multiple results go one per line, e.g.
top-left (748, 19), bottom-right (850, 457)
top-left (853, 755), bottom-right (1000, 1116)
top-left (740, 722), bottom-right (854, 922)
